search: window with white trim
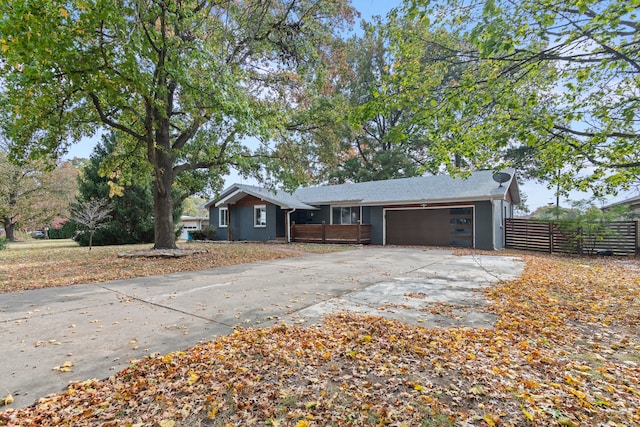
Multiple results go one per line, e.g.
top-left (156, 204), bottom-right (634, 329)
top-left (332, 206), bottom-right (361, 225)
top-left (219, 207), bottom-right (228, 228)
top-left (254, 205), bottom-right (267, 227)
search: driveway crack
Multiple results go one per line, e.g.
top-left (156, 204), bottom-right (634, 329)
top-left (95, 284), bottom-right (236, 328)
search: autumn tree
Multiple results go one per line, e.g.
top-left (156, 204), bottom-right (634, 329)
top-left (402, 0), bottom-right (640, 195)
top-left (0, 0), bottom-right (355, 249)
top-left (0, 141), bottom-right (79, 241)
top-left (71, 198), bottom-right (114, 250)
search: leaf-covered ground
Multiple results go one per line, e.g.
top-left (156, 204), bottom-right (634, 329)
top-left (1, 252), bottom-right (639, 426)
top-left (0, 241), bottom-right (346, 293)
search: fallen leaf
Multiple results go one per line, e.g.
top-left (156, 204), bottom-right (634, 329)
top-left (1, 394), bottom-right (13, 406)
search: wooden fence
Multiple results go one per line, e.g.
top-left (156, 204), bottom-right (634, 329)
top-left (290, 221), bottom-right (372, 244)
top-left (505, 218), bottom-right (638, 255)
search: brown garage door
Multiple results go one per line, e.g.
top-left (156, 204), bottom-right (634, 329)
top-left (385, 208), bottom-right (473, 247)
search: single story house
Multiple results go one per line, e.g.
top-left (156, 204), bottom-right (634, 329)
top-left (205, 169), bottom-right (520, 250)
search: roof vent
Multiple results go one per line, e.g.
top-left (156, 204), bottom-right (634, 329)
top-left (492, 172), bottom-right (511, 187)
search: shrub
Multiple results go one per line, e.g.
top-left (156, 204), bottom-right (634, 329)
top-left (189, 226), bottom-right (216, 241)
top-left (49, 219), bottom-right (77, 239)
top-left (0, 237), bottom-right (8, 250)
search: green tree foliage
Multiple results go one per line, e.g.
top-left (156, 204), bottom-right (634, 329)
top-left (182, 196), bottom-right (209, 218)
top-left (48, 218), bottom-right (76, 239)
top-left (74, 134), bottom-right (157, 246)
top-left (542, 199), bottom-right (634, 255)
top-left (312, 20), bottom-right (424, 183)
top-left (305, 15), bottom-right (478, 184)
top-left (403, 0), bottom-right (640, 194)
top-left (0, 0), bottom-right (355, 249)
top-left (307, 7), bottom-right (543, 185)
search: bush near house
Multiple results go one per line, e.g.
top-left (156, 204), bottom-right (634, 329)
top-left (188, 226), bottom-right (217, 241)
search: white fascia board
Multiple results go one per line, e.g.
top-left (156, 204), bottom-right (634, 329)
top-left (316, 199), bottom-right (365, 206)
top-left (215, 189), bottom-right (244, 207)
top-left (358, 195), bottom-right (504, 207)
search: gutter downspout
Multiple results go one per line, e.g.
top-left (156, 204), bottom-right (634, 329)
top-left (287, 208), bottom-right (296, 243)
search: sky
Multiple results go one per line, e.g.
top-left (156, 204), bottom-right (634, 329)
top-left (63, 0), bottom-right (636, 211)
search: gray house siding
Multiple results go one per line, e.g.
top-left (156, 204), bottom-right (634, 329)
top-left (493, 200), bottom-right (503, 250)
top-left (317, 206), bottom-right (331, 224)
top-left (491, 199), bottom-right (513, 250)
top-left (230, 205), bottom-right (245, 240)
top-left (275, 206), bottom-right (286, 238)
top-left (474, 201), bottom-right (493, 250)
top-left (235, 204), bottom-right (279, 241)
top-left (209, 207), bottom-right (228, 241)
top-left (210, 204), bottom-right (280, 241)
top-left (361, 206), bottom-right (372, 224)
top-left (369, 206), bottom-right (384, 245)
top-left (290, 206), bottom-right (328, 225)
top-left (290, 209), bottom-right (306, 224)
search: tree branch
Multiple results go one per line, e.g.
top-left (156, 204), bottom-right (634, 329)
top-left (172, 118), bottom-right (203, 151)
top-left (552, 123), bottom-right (639, 140)
top-left (89, 93), bottom-right (146, 141)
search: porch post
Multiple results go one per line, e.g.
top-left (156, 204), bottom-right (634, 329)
top-left (321, 221), bottom-right (326, 243)
top-left (227, 207), bottom-right (231, 241)
top-left (357, 220), bottom-right (361, 244)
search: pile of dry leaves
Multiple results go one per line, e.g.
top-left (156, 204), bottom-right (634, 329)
top-left (1, 253), bottom-right (639, 426)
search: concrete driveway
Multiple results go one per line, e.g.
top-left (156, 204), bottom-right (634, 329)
top-left (0, 247), bottom-right (524, 408)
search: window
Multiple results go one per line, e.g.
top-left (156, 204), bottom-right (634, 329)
top-left (450, 207), bottom-right (472, 215)
top-left (450, 218), bottom-right (472, 225)
top-left (219, 208), bottom-right (228, 228)
top-left (332, 206), bottom-right (361, 224)
top-left (254, 205), bottom-right (267, 227)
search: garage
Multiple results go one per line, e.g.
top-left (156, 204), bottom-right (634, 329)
top-left (385, 207), bottom-right (474, 247)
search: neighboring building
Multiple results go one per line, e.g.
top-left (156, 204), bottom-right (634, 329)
top-left (179, 215), bottom-right (209, 240)
top-left (205, 169), bottom-right (520, 250)
top-left (603, 195), bottom-right (640, 217)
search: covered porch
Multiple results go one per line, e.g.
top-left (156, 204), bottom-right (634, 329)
top-left (289, 221), bottom-right (372, 244)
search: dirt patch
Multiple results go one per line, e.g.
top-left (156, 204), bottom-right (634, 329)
top-left (118, 249), bottom-right (209, 258)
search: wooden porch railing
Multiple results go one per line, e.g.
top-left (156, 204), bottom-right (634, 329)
top-left (290, 221), bottom-right (371, 244)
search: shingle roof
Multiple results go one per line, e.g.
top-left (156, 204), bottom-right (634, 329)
top-left (603, 195), bottom-right (640, 210)
top-left (211, 184), bottom-right (318, 210)
top-left (210, 170), bottom-right (519, 209)
top-left (293, 169), bottom-right (519, 205)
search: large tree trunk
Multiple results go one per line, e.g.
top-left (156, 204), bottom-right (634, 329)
top-left (151, 134), bottom-right (178, 250)
top-left (153, 179), bottom-right (177, 249)
top-left (3, 218), bottom-right (16, 241)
